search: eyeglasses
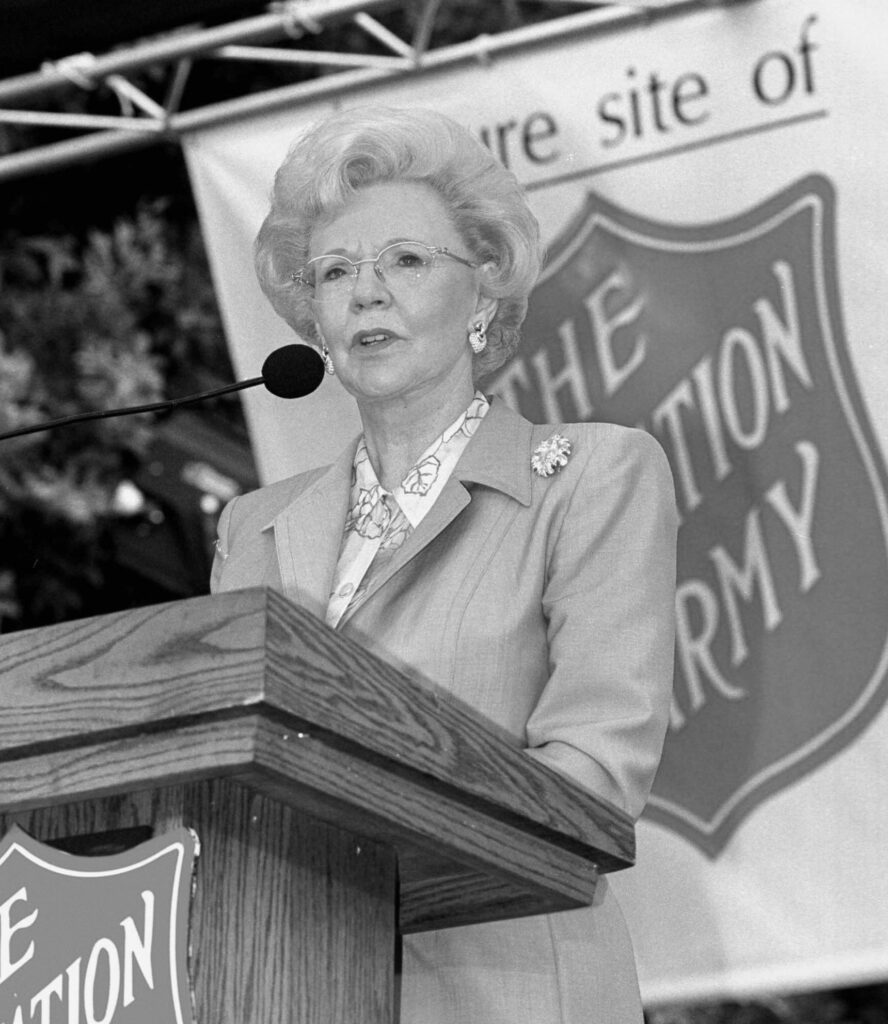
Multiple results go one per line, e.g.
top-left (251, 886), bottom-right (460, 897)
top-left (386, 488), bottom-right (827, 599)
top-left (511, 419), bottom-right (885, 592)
top-left (291, 241), bottom-right (478, 302)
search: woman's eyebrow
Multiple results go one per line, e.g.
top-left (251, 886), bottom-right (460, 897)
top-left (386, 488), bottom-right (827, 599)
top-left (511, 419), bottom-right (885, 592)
top-left (313, 237), bottom-right (425, 257)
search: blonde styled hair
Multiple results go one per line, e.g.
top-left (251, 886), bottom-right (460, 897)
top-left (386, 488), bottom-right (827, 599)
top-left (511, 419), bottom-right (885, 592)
top-left (254, 105), bottom-right (543, 380)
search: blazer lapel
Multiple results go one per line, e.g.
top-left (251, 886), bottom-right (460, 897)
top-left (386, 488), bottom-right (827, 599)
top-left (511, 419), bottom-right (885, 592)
top-left (340, 399), bottom-right (534, 622)
top-left (454, 398), bottom-right (534, 506)
top-left (270, 439), bottom-right (357, 620)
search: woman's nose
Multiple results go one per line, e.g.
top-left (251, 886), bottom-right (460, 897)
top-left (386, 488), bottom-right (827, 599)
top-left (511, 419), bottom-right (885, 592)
top-left (350, 260), bottom-right (390, 307)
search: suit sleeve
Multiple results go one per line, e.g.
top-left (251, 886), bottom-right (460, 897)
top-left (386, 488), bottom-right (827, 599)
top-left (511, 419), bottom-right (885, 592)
top-left (524, 427), bottom-right (678, 820)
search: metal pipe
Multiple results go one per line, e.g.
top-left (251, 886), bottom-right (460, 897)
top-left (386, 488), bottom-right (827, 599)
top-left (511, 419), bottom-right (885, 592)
top-left (0, 0), bottom-right (729, 183)
top-left (0, 0), bottom-right (398, 106)
top-left (0, 110), bottom-right (161, 131)
top-left (0, 129), bottom-right (162, 183)
top-left (411, 0), bottom-right (445, 60)
top-left (352, 12), bottom-right (416, 60)
top-left (173, 0), bottom-right (681, 135)
top-left (214, 45), bottom-right (408, 70)
top-left (172, 62), bottom-right (395, 133)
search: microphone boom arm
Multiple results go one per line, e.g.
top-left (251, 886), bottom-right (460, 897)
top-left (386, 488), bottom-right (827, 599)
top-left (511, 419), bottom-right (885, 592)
top-left (0, 377), bottom-right (264, 443)
top-left (0, 343), bottom-right (324, 444)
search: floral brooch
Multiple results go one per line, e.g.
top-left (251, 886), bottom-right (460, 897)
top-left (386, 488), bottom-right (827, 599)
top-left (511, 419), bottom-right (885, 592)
top-left (531, 433), bottom-right (572, 477)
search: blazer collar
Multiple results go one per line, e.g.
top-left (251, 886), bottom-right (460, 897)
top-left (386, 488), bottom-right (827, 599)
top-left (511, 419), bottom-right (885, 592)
top-left (453, 397), bottom-right (534, 507)
top-left (267, 397), bottom-right (534, 622)
top-left (339, 398), bottom-right (535, 621)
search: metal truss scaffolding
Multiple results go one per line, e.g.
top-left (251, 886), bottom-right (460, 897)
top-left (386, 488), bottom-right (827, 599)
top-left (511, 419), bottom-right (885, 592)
top-left (0, 0), bottom-right (737, 183)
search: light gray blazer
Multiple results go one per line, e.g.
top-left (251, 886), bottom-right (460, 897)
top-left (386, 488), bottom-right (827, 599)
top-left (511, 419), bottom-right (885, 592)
top-left (212, 398), bottom-right (678, 1024)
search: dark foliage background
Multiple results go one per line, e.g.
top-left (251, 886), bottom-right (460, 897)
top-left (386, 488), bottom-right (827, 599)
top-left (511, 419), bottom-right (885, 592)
top-left (0, 2), bottom-right (885, 1020)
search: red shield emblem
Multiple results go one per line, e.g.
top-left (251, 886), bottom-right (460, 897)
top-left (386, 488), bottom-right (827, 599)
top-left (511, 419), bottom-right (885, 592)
top-left (494, 175), bottom-right (888, 855)
top-left (0, 826), bottom-right (197, 1023)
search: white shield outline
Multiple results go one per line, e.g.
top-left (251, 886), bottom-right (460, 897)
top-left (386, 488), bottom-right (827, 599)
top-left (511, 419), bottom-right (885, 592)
top-left (0, 824), bottom-right (198, 1024)
top-left (521, 176), bottom-right (888, 855)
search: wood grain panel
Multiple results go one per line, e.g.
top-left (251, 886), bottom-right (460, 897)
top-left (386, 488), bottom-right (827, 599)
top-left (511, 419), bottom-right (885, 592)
top-left (261, 588), bottom-right (634, 862)
top-left (0, 718), bottom-right (256, 812)
top-left (0, 712), bottom-right (598, 929)
top-left (0, 590), bottom-right (632, 868)
top-left (0, 780), bottom-right (396, 1024)
top-left (399, 869), bottom-right (561, 933)
top-left (244, 717), bottom-right (599, 909)
top-left (0, 594), bottom-right (269, 747)
top-left (0, 584), bottom-right (635, 1023)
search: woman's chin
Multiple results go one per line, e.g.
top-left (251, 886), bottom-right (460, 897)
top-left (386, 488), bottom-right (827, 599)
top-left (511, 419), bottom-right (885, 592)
top-left (341, 365), bottom-right (412, 404)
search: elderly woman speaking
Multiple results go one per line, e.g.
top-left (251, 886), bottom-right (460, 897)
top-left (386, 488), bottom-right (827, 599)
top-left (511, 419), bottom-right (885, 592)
top-left (211, 106), bottom-right (677, 1024)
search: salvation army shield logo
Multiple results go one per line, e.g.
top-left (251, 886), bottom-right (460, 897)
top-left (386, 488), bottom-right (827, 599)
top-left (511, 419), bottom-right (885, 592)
top-left (0, 826), bottom-right (197, 1024)
top-left (494, 175), bottom-right (888, 856)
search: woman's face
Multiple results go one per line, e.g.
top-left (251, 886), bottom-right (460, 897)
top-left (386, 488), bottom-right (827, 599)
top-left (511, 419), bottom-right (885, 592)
top-left (309, 180), bottom-right (495, 410)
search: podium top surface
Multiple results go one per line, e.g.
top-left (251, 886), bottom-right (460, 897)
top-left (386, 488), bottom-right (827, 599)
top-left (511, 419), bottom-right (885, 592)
top-left (0, 588), bottom-right (634, 875)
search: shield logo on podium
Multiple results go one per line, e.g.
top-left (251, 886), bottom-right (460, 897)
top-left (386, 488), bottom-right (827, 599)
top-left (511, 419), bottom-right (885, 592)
top-left (0, 826), bottom-right (198, 1024)
top-left (497, 175), bottom-right (888, 856)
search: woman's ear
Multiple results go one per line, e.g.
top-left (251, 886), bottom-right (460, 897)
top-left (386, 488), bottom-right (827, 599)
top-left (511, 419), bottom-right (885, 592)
top-left (471, 292), bottom-right (499, 332)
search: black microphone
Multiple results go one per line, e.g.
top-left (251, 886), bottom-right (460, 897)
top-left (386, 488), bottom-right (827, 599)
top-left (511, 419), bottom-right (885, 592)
top-left (260, 344), bottom-right (325, 398)
top-left (0, 344), bottom-right (325, 442)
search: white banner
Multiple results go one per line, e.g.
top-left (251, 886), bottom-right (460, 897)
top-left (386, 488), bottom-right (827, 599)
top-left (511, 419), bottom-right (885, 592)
top-left (183, 0), bottom-right (888, 1003)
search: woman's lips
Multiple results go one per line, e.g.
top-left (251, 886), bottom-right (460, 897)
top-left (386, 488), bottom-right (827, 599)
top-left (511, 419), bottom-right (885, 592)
top-left (351, 329), bottom-right (401, 348)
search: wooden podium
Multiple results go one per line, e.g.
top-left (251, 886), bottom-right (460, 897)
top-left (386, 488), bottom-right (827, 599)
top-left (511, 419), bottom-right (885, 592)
top-left (0, 587), bottom-right (634, 1023)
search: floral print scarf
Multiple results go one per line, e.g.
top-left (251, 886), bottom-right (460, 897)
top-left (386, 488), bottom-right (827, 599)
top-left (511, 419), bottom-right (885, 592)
top-left (325, 392), bottom-right (489, 627)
